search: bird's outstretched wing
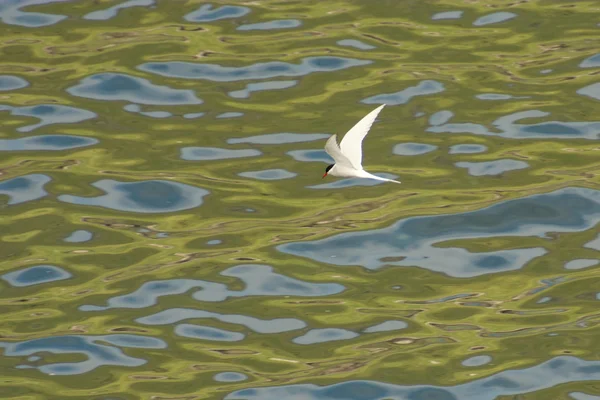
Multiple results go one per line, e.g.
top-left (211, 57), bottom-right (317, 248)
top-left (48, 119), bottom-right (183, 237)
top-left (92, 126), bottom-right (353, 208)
top-left (324, 134), bottom-right (355, 169)
top-left (339, 104), bottom-right (386, 170)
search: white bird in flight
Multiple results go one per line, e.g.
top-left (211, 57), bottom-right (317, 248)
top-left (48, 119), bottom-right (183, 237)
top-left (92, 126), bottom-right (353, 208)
top-left (322, 104), bottom-right (400, 184)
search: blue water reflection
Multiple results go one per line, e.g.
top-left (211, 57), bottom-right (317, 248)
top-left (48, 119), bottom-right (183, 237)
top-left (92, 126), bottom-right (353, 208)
top-left (64, 230), bottom-right (93, 243)
top-left (449, 144), bottom-right (487, 154)
top-left (428, 110), bottom-right (600, 140)
top-left (2, 265), bottom-right (72, 287)
top-left (0, 334), bottom-right (165, 375)
top-left (229, 133), bottom-right (328, 145)
top-left (287, 149), bottom-right (331, 163)
top-left (67, 73), bottom-right (203, 105)
top-left (337, 39), bottom-right (375, 50)
top-left (225, 356), bottom-right (600, 400)
top-left (585, 234), bottom-right (600, 250)
top-left (175, 324), bottom-right (245, 342)
top-left (0, 75), bottom-right (29, 91)
top-left (237, 19), bottom-right (301, 31)
top-left (473, 12), bottom-right (517, 26)
top-left (363, 320), bottom-right (408, 333)
top-left (362, 80), bottom-right (444, 105)
top-left (476, 93), bottom-right (528, 101)
top-left (393, 143), bottom-right (437, 156)
top-left (80, 264), bottom-right (344, 311)
top-left (292, 328), bottom-right (358, 345)
top-left (0, 0), bottom-right (67, 27)
top-left (137, 308), bottom-right (307, 334)
top-left (58, 179), bottom-right (209, 213)
top-left (455, 159), bottom-right (529, 176)
top-left (83, 0), bottom-right (154, 21)
top-left (228, 80), bottom-right (298, 99)
top-left (432, 11), bottom-right (463, 20)
top-left (215, 372), bottom-right (248, 382)
top-left (564, 259), bottom-right (599, 270)
top-left (0, 104), bottom-right (96, 132)
top-left (429, 110), bottom-right (454, 126)
top-left (577, 83), bottom-right (600, 101)
top-left (138, 57), bottom-right (372, 81)
top-left (239, 169), bottom-right (297, 181)
top-left (217, 112), bottom-right (244, 119)
top-left (181, 147), bottom-right (261, 161)
top-left (279, 187), bottom-right (600, 277)
top-left (462, 355), bottom-right (492, 367)
top-left (0, 174), bottom-right (51, 205)
top-left (0, 135), bottom-right (98, 151)
top-left (580, 53), bottom-right (600, 68)
top-left (184, 4), bottom-right (250, 22)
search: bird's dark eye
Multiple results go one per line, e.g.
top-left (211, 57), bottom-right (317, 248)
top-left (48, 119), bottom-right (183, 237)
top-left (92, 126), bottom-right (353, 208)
top-left (325, 164), bottom-right (334, 173)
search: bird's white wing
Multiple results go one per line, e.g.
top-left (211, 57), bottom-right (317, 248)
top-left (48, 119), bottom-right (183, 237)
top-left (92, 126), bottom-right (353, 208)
top-left (339, 104), bottom-right (386, 170)
top-left (324, 134), bottom-right (355, 168)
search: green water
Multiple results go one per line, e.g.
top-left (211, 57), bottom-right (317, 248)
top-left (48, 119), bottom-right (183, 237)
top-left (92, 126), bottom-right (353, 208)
top-left (1, 1), bottom-right (600, 399)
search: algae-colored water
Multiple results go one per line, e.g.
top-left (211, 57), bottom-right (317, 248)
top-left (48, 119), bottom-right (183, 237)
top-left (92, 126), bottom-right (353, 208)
top-left (1, 1), bottom-right (600, 399)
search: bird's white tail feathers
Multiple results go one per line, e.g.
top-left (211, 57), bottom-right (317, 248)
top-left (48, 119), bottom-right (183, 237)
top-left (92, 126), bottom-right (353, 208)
top-left (361, 171), bottom-right (401, 184)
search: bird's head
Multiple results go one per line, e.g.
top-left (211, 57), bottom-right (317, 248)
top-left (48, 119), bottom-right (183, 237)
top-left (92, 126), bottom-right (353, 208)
top-left (322, 164), bottom-right (334, 179)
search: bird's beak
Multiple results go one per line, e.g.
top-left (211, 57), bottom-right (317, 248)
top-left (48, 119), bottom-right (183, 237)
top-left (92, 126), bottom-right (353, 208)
top-left (322, 172), bottom-right (328, 179)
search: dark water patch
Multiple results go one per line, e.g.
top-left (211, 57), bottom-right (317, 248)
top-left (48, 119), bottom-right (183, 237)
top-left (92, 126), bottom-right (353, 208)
top-left (184, 4), bottom-right (250, 22)
top-left (80, 264), bottom-right (344, 311)
top-left (224, 356), bottom-right (600, 400)
top-left (473, 12), bottom-right (517, 26)
top-left (238, 169), bottom-right (297, 181)
top-left (428, 110), bottom-right (600, 140)
top-left (138, 57), bottom-right (372, 82)
top-left (0, 0), bottom-right (67, 27)
top-left (279, 187), bottom-right (600, 277)
top-left (214, 372), bottom-right (248, 382)
top-left (308, 173), bottom-right (401, 189)
top-left (580, 53), bottom-right (600, 68)
top-left (217, 112), bottom-right (244, 119)
top-left (64, 230), bottom-right (93, 243)
top-left (455, 159), bottom-right (529, 176)
top-left (58, 179), bottom-right (209, 213)
top-left (0, 334), bottom-right (165, 375)
top-left (0, 135), bottom-right (98, 151)
top-left (180, 147), bottom-right (261, 161)
top-left (67, 73), bottom-right (202, 105)
top-left (0, 104), bottom-right (96, 133)
top-left (2, 265), bottom-right (71, 287)
top-left (449, 144), bottom-right (487, 154)
top-left (137, 308), bottom-right (306, 334)
top-left (432, 11), bottom-right (463, 20)
top-left (287, 149), bottom-right (331, 163)
top-left (337, 39), bottom-right (376, 50)
top-left (393, 142), bottom-right (437, 156)
top-left (237, 19), bottom-right (301, 31)
top-left (362, 80), bottom-right (444, 105)
top-left (228, 80), bottom-right (297, 99)
top-left (0, 174), bottom-right (51, 205)
top-left (0, 75), bottom-right (29, 91)
top-left (363, 320), bottom-right (408, 333)
top-left (292, 328), bottom-right (358, 345)
top-left (229, 132), bottom-right (328, 145)
top-left (175, 324), bottom-right (245, 342)
top-left (83, 0), bottom-right (155, 21)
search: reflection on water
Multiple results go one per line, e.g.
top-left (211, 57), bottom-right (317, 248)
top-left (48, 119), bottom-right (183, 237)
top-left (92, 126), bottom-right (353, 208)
top-left (2, 1), bottom-right (600, 399)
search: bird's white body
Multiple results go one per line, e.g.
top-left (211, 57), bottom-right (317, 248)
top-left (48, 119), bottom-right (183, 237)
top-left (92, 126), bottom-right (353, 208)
top-left (323, 104), bottom-right (400, 184)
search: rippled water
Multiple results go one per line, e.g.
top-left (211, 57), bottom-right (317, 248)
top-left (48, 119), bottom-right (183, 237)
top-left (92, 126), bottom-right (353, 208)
top-left (1, 1), bottom-right (600, 399)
